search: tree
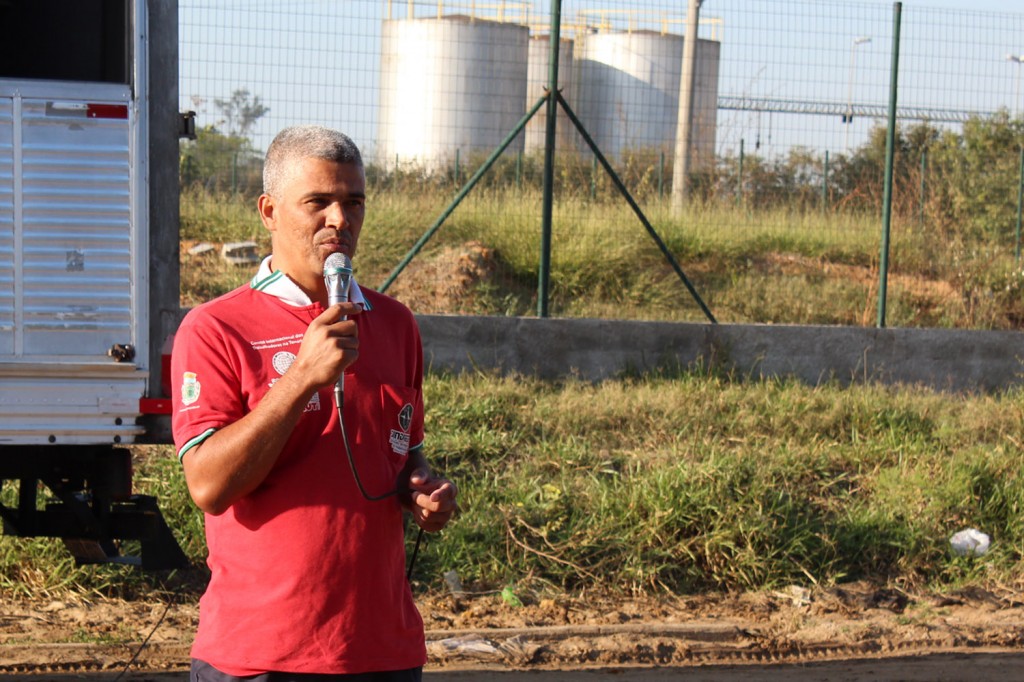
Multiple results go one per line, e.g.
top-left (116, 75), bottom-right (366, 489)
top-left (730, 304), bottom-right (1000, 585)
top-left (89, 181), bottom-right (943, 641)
top-left (180, 88), bottom-right (270, 195)
top-left (213, 88), bottom-right (269, 138)
top-left (928, 112), bottom-right (1024, 238)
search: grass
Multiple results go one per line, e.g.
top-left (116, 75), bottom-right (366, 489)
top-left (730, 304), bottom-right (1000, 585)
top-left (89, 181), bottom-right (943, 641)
top-left (7, 182), bottom-right (1015, 603)
top-left (4, 368), bottom-right (1021, 602)
top-left (424, 371), bottom-right (1024, 596)
top-left (178, 184), bottom-right (1024, 328)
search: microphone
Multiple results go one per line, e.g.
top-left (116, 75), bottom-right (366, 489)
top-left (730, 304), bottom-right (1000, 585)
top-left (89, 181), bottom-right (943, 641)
top-left (323, 253), bottom-right (353, 408)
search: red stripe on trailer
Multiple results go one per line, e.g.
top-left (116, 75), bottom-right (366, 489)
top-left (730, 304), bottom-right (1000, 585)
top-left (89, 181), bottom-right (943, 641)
top-left (87, 103), bottom-right (128, 119)
top-left (139, 398), bottom-right (172, 415)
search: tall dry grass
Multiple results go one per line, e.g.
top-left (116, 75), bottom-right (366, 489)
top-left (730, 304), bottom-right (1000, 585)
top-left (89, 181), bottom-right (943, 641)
top-left (179, 185), bottom-right (1024, 328)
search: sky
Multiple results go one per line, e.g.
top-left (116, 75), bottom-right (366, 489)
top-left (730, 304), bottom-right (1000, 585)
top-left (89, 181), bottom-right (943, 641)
top-left (903, 0), bottom-right (1019, 9)
top-left (705, 0), bottom-right (1024, 155)
top-left (178, 0), bottom-right (1024, 161)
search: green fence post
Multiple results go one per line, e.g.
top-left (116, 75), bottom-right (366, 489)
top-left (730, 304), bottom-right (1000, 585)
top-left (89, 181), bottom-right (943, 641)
top-left (737, 138), bottom-right (744, 208)
top-left (1016, 147), bottom-right (1024, 261)
top-left (822, 150), bottom-right (829, 211)
top-left (538, 0), bottom-right (562, 318)
top-left (590, 156), bottom-right (597, 201)
top-left (919, 148), bottom-right (927, 227)
top-left (516, 150), bottom-right (522, 191)
top-left (658, 151), bottom-right (665, 199)
top-left (877, 1), bottom-right (902, 329)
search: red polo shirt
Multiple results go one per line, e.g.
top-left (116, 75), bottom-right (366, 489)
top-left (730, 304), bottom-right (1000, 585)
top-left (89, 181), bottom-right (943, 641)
top-left (171, 268), bottom-right (426, 676)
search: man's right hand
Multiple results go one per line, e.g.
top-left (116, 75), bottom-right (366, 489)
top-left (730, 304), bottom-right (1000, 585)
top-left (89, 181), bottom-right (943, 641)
top-left (291, 302), bottom-right (362, 391)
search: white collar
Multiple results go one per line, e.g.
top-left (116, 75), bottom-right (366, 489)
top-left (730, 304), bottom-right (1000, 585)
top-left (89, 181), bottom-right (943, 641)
top-left (250, 256), bottom-right (371, 310)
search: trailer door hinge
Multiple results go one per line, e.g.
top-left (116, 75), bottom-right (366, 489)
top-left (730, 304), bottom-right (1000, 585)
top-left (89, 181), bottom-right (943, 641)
top-left (108, 344), bottom-right (136, 362)
top-left (179, 110), bottom-right (196, 140)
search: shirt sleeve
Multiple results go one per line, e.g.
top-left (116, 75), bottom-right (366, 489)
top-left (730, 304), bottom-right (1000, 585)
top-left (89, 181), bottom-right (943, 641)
top-left (171, 307), bottom-right (246, 461)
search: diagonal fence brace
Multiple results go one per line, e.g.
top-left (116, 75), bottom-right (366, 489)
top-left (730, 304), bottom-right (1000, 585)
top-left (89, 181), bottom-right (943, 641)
top-left (555, 90), bottom-right (717, 324)
top-left (379, 93), bottom-right (550, 293)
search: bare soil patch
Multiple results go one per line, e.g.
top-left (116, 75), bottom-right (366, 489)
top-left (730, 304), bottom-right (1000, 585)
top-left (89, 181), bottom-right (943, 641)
top-left (2, 582), bottom-right (1023, 677)
top-left (386, 240), bottom-right (501, 314)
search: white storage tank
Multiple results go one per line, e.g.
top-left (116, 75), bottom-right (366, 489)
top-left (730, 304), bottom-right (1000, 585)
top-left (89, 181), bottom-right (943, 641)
top-left (524, 35), bottom-right (577, 153)
top-left (573, 30), bottom-right (720, 169)
top-left (377, 16), bottom-right (529, 170)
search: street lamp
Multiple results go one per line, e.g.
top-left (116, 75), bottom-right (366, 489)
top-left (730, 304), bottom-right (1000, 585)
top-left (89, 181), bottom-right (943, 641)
top-left (1007, 53), bottom-right (1024, 117)
top-left (845, 36), bottom-right (871, 152)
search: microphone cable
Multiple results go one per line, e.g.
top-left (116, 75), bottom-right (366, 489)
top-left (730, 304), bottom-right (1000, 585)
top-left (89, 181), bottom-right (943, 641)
top-left (113, 595), bottom-right (173, 681)
top-left (336, 399), bottom-right (425, 581)
top-left (325, 258), bottom-right (425, 579)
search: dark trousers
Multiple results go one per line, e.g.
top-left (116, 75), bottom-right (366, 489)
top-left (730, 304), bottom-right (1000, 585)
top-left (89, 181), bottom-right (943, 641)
top-left (190, 658), bottom-right (423, 682)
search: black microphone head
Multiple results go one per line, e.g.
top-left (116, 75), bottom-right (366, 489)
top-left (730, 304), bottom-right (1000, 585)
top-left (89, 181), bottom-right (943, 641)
top-left (323, 253), bottom-right (353, 306)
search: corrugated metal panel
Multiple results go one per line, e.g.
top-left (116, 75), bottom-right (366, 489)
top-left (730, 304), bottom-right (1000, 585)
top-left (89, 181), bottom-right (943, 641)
top-left (0, 367), bottom-right (145, 445)
top-left (0, 83), bottom-right (143, 445)
top-left (20, 98), bottom-right (133, 357)
top-left (0, 98), bottom-right (13, 357)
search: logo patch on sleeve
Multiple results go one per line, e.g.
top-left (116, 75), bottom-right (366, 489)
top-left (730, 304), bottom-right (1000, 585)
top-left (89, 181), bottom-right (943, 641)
top-left (181, 372), bottom-right (201, 405)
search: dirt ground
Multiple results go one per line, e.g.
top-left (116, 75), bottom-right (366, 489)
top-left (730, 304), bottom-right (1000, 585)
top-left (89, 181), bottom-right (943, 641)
top-left (2, 581), bottom-right (1024, 680)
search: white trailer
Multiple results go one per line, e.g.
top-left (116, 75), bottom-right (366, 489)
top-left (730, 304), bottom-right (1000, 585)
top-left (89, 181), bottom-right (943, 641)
top-left (0, 0), bottom-right (188, 568)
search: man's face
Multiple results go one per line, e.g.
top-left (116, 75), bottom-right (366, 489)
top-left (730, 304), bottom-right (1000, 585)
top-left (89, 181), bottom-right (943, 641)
top-left (258, 156), bottom-right (366, 298)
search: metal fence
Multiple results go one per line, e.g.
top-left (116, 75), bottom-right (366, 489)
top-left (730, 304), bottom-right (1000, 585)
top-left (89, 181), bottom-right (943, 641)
top-left (179, 0), bottom-right (1024, 329)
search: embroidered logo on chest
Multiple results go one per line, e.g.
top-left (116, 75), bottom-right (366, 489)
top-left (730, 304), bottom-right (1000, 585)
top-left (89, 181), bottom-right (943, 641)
top-left (398, 403), bottom-right (413, 432)
top-left (267, 351), bottom-right (319, 411)
top-left (272, 351), bottom-right (296, 375)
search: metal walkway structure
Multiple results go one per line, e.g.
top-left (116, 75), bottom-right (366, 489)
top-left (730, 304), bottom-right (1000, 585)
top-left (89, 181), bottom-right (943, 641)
top-left (718, 95), bottom-right (998, 124)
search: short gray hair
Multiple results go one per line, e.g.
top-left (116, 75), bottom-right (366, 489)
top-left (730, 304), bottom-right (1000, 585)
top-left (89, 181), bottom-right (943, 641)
top-left (263, 125), bottom-right (363, 197)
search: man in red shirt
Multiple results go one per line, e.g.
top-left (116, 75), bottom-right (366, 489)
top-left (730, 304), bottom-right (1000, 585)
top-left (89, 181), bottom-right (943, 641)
top-left (172, 125), bottom-right (457, 681)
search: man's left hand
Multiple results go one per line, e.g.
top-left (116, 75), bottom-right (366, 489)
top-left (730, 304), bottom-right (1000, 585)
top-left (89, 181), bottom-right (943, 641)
top-left (406, 469), bottom-right (458, 532)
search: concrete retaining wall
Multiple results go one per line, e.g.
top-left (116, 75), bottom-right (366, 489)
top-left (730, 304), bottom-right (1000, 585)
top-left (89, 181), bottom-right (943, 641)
top-left (417, 315), bottom-right (1024, 393)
